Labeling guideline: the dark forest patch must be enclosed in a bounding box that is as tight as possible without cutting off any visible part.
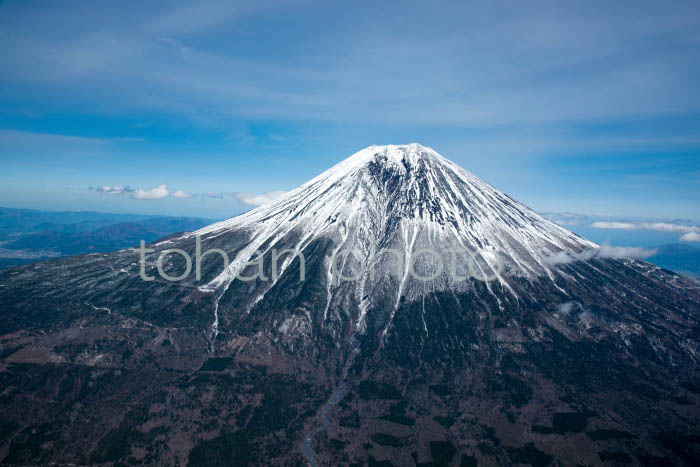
[358,380,402,400]
[506,443,553,467]
[587,428,635,441]
[198,357,233,372]
[532,410,595,434]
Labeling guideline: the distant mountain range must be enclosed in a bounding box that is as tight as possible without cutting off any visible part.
[0,207,217,268]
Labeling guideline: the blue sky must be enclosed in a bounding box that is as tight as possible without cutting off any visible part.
[1,0,699,235]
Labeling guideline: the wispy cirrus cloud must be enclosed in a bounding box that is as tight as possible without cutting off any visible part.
[3,1,700,128]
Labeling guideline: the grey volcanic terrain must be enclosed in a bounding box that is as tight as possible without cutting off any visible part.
[0,144,699,466]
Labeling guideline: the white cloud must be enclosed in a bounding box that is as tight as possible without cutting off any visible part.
[597,244,658,259]
[591,221,699,233]
[92,185,135,195]
[555,219,581,226]
[544,249,596,265]
[680,232,700,242]
[235,190,288,206]
[198,190,287,205]
[560,212,588,220]
[92,184,197,200]
[592,220,700,242]
[204,192,226,199]
[171,189,193,198]
[640,222,699,233]
[545,244,657,265]
[591,221,638,230]
[541,212,589,226]
[556,302,575,314]
[132,184,170,200]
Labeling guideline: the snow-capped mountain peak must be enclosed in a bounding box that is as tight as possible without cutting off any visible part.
[188,144,595,328]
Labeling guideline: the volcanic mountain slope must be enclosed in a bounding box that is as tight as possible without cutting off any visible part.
[0,143,699,466]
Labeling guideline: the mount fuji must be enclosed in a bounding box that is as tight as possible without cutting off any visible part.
[0,144,698,466]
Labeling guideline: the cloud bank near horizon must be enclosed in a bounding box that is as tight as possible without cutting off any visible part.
[591,220,700,243]
[91,185,286,207]
[91,184,191,201]
[545,244,658,265]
